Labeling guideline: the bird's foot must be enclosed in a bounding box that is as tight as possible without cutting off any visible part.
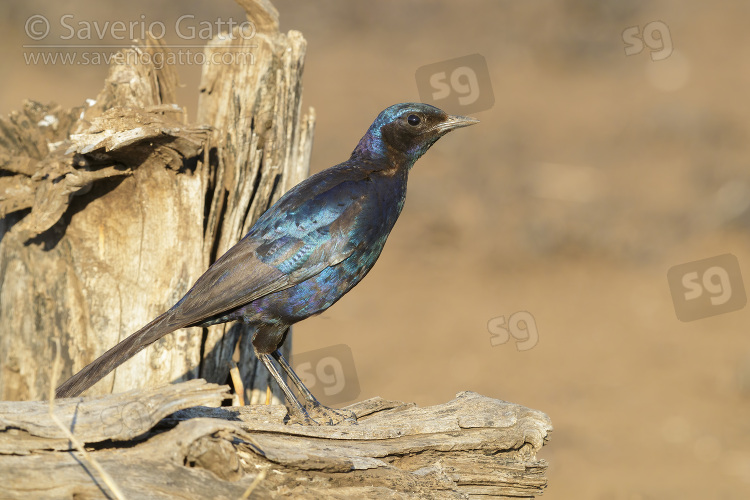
[285,409,319,426]
[304,401,358,426]
[284,402,357,426]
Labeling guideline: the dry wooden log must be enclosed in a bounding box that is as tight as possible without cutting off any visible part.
[0,380,552,499]
[0,0,313,403]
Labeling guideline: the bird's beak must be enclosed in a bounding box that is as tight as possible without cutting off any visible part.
[433,114,480,135]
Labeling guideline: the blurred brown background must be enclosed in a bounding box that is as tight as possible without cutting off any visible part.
[3,0,750,498]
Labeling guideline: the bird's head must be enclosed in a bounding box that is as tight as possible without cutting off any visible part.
[353,103,478,169]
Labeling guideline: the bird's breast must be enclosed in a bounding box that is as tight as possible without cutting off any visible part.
[243,173,408,324]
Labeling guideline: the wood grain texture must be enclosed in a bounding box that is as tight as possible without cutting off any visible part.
[0,380,552,499]
[0,0,313,402]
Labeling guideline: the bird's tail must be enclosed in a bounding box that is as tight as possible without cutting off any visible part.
[54,311,181,398]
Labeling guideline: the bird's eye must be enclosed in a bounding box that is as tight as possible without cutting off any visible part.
[407,114,421,126]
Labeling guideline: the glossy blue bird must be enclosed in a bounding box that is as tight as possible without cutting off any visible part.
[55,103,478,424]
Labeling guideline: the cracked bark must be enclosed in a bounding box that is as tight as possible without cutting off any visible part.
[0,380,552,499]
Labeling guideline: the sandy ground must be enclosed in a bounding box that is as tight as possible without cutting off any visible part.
[3,1,750,498]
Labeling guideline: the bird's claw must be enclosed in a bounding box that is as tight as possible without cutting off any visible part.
[286,402,357,426]
[305,403,357,426]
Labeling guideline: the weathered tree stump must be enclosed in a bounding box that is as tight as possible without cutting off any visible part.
[0,380,552,498]
[0,0,312,404]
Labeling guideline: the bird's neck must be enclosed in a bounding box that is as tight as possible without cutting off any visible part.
[352,133,417,172]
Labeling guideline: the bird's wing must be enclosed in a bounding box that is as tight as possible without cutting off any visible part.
[165,172,367,329]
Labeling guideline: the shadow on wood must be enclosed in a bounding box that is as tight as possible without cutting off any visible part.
[0,380,552,499]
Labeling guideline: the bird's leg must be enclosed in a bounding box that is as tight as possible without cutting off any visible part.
[256,351,316,425]
[272,349,357,425]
